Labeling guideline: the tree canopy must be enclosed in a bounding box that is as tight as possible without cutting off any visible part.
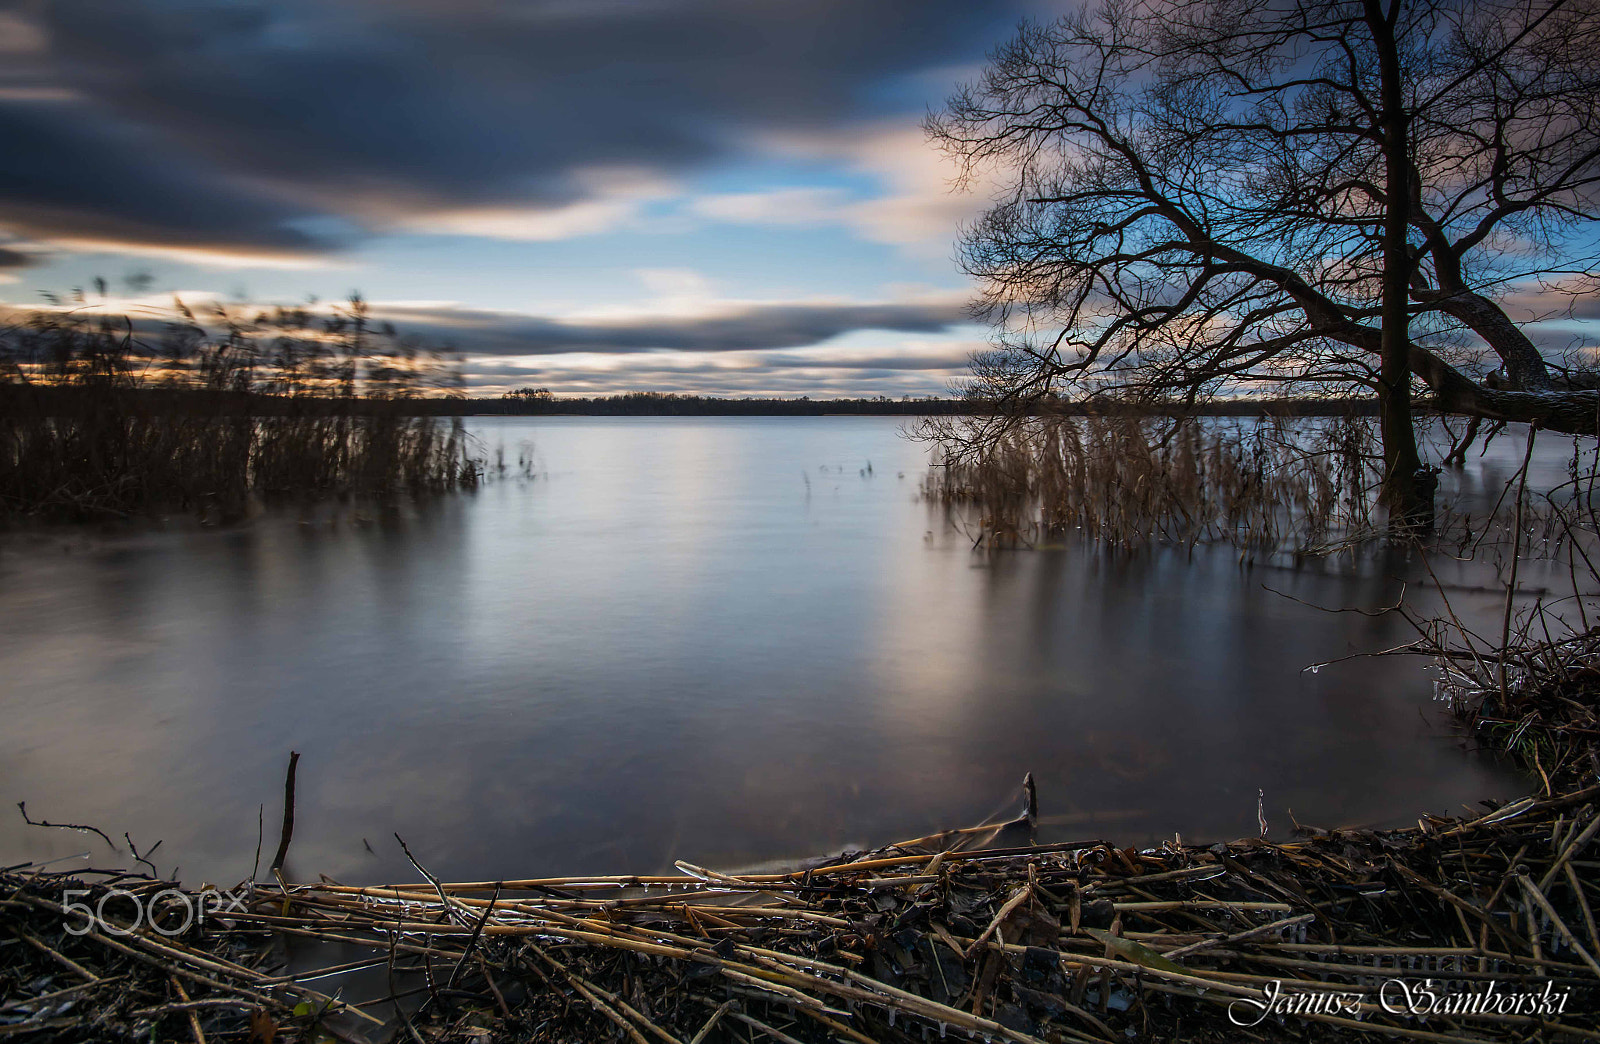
[931,0,1600,439]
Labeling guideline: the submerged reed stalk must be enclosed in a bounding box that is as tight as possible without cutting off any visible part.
[921,413,1380,551]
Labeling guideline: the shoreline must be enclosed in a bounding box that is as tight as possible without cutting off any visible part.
[5,732,1596,1042]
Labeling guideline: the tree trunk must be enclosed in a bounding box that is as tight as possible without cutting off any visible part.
[1369,0,1427,527]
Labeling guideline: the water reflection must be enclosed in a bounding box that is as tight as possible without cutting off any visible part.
[0,416,1552,885]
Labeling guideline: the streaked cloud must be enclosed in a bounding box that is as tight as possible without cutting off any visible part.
[689,188,854,227]
[1498,278,1600,323]
[0,1,1018,257]
[461,341,976,398]
[395,169,678,242]
[370,295,974,356]
[0,101,345,260]
[686,125,1002,258]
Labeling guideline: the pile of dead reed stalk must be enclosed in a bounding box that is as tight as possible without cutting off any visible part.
[0,297,480,523]
[5,761,1599,1043]
[1433,598,1600,794]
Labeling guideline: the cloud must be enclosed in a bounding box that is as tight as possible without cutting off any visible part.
[371,295,974,356]
[836,126,997,255]
[395,169,678,241]
[0,0,1022,253]
[467,342,973,380]
[460,348,968,398]
[0,100,344,259]
[1497,278,1600,323]
[759,343,975,370]
[449,317,979,397]
[689,187,854,226]
[0,291,976,354]
[686,125,1003,258]
[398,201,638,242]
[0,245,33,269]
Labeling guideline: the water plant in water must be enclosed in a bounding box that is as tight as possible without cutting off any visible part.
[920,412,1384,552]
[0,295,481,523]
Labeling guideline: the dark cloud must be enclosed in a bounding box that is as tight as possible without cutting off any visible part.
[0,295,973,360]
[377,298,972,354]
[0,246,33,269]
[0,0,1019,251]
[0,101,341,255]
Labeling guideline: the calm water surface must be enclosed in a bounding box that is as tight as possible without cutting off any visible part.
[0,416,1559,884]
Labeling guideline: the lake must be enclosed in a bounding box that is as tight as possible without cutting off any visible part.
[0,415,1560,885]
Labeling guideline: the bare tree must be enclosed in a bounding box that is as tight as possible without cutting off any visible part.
[929,0,1600,519]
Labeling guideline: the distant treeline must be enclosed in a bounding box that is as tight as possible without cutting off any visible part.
[455,391,968,416]
[3,382,1386,420]
[437,389,1383,417]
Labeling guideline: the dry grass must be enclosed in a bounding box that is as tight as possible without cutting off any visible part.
[0,297,481,523]
[6,770,1598,1043]
[920,413,1379,552]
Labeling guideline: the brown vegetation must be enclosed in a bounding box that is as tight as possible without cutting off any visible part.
[0,297,480,522]
[4,757,1598,1042]
[921,413,1381,551]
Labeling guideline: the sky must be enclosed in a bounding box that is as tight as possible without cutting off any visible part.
[0,0,1075,397]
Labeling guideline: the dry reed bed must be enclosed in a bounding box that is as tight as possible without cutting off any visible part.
[921,414,1379,551]
[5,763,1599,1043]
[0,300,480,523]
[1432,619,1600,799]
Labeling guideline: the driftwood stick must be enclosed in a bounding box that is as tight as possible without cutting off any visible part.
[1565,860,1600,953]
[1539,810,1600,891]
[15,802,115,850]
[7,924,100,982]
[394,833,474,928]
[964,883,1033,959]
[1162,912,1316,960]
[445,886,498,990]
[269,751,299,874]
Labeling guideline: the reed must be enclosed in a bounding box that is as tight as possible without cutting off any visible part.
[7,769,1597,1042]
[921,412,1380,551]
[0,296,480,523]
